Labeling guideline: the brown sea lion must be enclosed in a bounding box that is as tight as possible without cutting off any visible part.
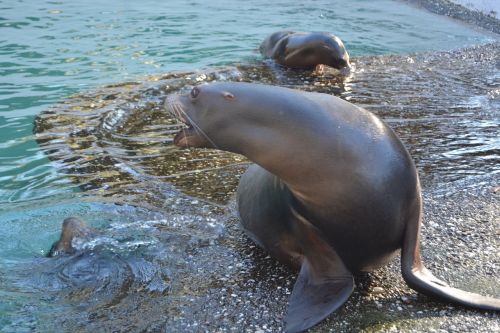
[48,217,96,257]
[260,31,350,72]
[165,82,500,332]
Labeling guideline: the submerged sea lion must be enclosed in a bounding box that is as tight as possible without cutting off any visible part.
[165,82,500,332]
[48,217,96,257]
[260,31,351,72]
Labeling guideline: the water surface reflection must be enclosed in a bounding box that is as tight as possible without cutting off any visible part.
[34,43,500,204]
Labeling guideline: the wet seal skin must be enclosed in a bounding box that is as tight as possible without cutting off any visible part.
[165,82,500,332]
[48,217,96,257]
[260,31,351,73]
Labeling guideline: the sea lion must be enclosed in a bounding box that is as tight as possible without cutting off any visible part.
[48,217,96,257]
[165,82,500,332]
[260,31,351,72]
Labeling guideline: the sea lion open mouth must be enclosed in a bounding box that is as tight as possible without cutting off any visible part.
[165,94,196,147]
[173,126,196,147]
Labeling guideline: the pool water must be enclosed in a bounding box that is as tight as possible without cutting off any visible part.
[0,0,498,331]
[1,1,496,199]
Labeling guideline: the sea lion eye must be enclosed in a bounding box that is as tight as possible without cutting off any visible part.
[190,87,200,99]
[223,92,234,100]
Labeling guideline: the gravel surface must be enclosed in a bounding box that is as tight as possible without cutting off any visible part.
[405,0,500,33]
[450,0,500,18]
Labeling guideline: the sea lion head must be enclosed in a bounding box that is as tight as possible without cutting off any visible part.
[164,82,309,154]
[165,83,237,149]
[48,217,95,257]
[283,33,351,71]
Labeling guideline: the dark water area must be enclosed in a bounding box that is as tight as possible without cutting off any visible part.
[20,43,500,332]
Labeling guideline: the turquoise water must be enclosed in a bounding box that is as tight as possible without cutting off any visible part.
[0,0,495,203]
[0,0,497,330]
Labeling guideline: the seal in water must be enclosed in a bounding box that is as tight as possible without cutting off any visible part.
[48,217,96,257]
[165,82,500,332]
[260,31,350,72]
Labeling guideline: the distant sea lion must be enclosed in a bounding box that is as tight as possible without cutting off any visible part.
[165,82,500,333]
[48,217,96,257]
[260,31,351,72]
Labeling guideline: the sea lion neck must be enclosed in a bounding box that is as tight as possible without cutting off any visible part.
[230,109,347,205]
[219,90,361,205]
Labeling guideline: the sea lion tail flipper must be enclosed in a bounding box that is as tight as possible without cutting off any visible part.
[401,197,500,310]
[403,264,500,310]
[285,258,354,333]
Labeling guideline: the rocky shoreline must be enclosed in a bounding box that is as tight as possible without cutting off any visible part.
[405,0,500,33]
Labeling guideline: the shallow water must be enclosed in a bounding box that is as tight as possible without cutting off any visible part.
[33,44,500,204]
[0,0,499,331]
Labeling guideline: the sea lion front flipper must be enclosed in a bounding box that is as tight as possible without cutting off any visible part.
[285,209,354,333]
[285,257,354,333]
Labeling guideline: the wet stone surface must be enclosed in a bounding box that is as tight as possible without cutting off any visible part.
[13,181,499,332]
[27,43,500,332]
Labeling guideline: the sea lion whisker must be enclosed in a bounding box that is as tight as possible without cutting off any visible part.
[180,127,191,148]
[171,103,185,123]
[166,96,184,122]
[167,99,220,149]
[173,107,193,148]
[181,110,220,150]
[169,99,183,121]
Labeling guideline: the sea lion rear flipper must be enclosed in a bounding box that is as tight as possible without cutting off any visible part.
[403,264,500,310]
[401,196,500,310]
[285,258,354,333]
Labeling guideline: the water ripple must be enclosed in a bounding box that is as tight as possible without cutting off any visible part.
[31,43,500,205]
